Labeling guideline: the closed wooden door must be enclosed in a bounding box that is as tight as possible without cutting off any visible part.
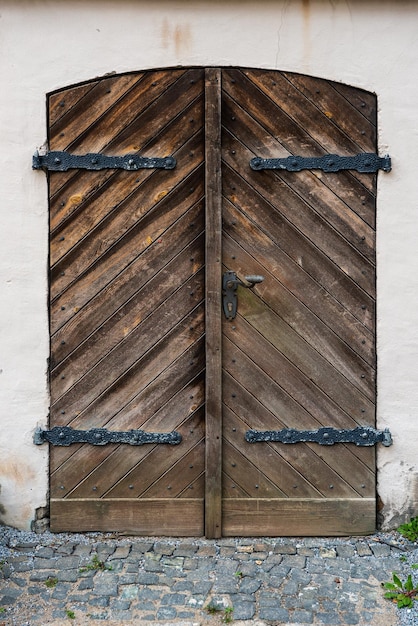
[47,68,377,537]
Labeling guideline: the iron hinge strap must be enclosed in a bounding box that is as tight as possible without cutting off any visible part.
[34,426,182,446]
[32,151,176,172]
[250,153,391,173]
[245,426,393,447]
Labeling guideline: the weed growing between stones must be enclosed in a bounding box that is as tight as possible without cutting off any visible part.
[45,577,58,588]
[382,569,418,608]
[205,602,234,623]
[398,517,418,542]
[65,609,75,619]
[79,554,112,573]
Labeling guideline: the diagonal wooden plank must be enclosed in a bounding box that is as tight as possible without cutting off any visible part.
[222,162,375,331]
[223,406,323,498]
[50,92,204,237]
[222,226,375,379]
[223,371,374,497]
[51,182,203,333]
[282,72,376,152]
[50,126,204,279]
[223,207,375,400]
[51,189,204,366]
[223,342,375,487]
[56,376,205,499]
[222,439,287,498]
[51,269,204,410]
[50,336,205,474]
[50,73,146,151]
[103,408,205,498]
[51,235,205,398]
[222,128,375,300]
[235,68,375,194]
[49,81,99,127]
[141,440,205,498]
[221,90,376,251]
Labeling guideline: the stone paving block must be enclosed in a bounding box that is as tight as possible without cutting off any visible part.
[174,545,198,557]
[341,613,360,624]
[239,577,261,593]
[336,545,356,558]
[319,547,337,558]
[29,569,56,581]
[172,580,194,592]
[51,583,71,599]
[315,612,340,624]
[282,555,307,568]
[355,542,373,556]
[259,606,289,621]
[197,546,217,557]
[161,555,184,568]
[90,596,110,607]
[161,591,187,606]
[137,571,160,584]
[55,543,75,555]
[232,600,256,619]
[108,545,132,560]
[273,543,297,554]
[157,606,177,619]
[73,544,93,557]
[35,547,55,558]
[57,568,79,582]
[33,557,56,569]
[290,609,314,623]
[154,542,175,556]
[119,584,139,600]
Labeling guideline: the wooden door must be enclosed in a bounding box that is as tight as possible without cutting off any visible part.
[48,69,206,534]
[220,69,376,536]
[47,68,377,536]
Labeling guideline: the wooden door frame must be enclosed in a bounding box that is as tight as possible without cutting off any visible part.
[204,68,223,539]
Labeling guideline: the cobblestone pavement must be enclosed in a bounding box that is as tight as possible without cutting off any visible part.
[0,526,417,625]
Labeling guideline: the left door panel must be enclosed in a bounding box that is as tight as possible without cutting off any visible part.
[48,69,206,534]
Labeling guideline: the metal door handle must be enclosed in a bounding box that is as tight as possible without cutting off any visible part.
[222,271,264,320]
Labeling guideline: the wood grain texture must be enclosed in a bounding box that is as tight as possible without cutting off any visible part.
[220,68,376,536]
[204,68,223,538]
[222,499,376,537]
[49,69,206,534]
[48,67,377,536]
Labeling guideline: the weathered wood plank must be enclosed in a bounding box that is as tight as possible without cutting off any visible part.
[50,336,205,474]
[49,81,99,127]
[51,234,205,397]
[282,72,376,152]
[237,68,375,194]
[52,381,205,498]
[223,336,375,476]
[222,128,375,300]
[223,371,374,497]
[223,407,323,498]
[222,202,375,368]
[222,439,287,498]
[222,498,376,536]
[51,182,204,344]
[205,68,223,539]
[50,129,204,290]
[104,407,205,498]
[50,499,204,535]
[222,90,376,253]
[222,155,375,328]
[143,440,205,498]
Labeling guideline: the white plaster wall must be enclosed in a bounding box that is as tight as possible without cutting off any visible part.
[0,0,417,530]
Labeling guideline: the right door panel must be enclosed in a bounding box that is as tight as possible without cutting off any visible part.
[220,68,376,536]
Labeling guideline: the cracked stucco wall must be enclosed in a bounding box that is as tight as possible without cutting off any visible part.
[0,0,417,530]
